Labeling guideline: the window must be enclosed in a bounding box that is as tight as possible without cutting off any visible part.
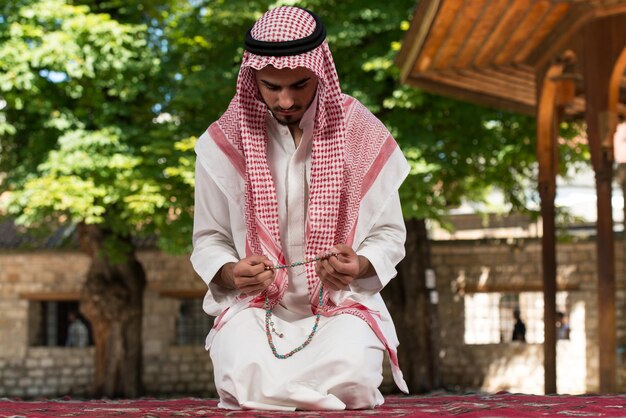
[29,301,93,347]
[464,291,569,344]
[175,298,213,345]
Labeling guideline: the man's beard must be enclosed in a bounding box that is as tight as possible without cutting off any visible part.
[274,114,301,126]
[271,106,302,126]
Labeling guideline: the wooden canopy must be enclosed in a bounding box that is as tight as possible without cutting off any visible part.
[397,0,626,118]
[397,0,626,394]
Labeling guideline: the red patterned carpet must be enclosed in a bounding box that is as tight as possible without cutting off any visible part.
[3,393,626,417]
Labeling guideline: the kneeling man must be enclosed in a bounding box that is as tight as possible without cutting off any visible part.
[191,6,410,410]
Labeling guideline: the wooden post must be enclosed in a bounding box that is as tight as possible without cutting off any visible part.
[536,63,563,394]
[577,15,626,393]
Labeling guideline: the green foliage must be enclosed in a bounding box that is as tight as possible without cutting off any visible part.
[0,0,192,253]
[159,0,586,225]
[299,0,587,221]
[0,0,589,256]
[160,0,274,137]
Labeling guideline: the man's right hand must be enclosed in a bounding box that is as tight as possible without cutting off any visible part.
[215,255,275,296]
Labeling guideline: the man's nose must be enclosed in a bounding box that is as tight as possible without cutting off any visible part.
[277,90,294,109]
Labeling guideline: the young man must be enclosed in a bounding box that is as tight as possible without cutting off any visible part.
[191,6,409,410]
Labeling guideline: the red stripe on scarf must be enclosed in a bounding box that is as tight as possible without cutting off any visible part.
[361,135,398,198]
[208,124,246,178]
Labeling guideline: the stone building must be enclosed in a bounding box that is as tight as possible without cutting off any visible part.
[0,219,624,397]
[0,221,212,398]
[431,237,614,394]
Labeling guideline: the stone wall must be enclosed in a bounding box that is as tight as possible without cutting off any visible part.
[0,252,88,359]
[0,249,213,398]
[0,348,94,398]
[430,237,625,394]
[143,346,214,396]
[0,237,624,397]
[142,288,215,396]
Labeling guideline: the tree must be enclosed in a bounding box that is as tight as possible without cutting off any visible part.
[301,0,587,392]
[0,0,191,397]
[1,0,588,396]
[158,0,587,392]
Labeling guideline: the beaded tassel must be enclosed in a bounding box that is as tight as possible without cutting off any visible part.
[265,286,324,359]
[264,252,336,359]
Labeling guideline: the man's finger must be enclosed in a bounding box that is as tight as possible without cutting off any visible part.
[235,261,267,277]
[321,259,352,284]
[321,276,342,291]
[241,276,275,296]
[315,261,324,278]
[237,269,273,286]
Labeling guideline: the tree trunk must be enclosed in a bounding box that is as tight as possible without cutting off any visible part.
[76,223,146,398]
[382,218,440,393]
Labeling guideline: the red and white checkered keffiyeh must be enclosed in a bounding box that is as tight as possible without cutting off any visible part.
[214,6,346,308]
[207,6,407,392]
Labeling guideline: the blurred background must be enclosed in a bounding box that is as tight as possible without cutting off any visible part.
[1,0,624,400]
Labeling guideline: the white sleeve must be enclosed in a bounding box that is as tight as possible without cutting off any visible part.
[190,158,240,313]
[352,190,406,295]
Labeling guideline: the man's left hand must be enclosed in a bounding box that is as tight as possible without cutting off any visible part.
[314,243,371,291]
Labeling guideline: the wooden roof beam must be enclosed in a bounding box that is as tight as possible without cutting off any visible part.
[412,0,459,73]
[478,68,535,89]
[525,2,595,68]
[512,2,571,64]
[404,74,535,114]
[452,0,509,68]
[431,0,488,70]
[494,1,553,65]
[435,68,536,101]
[474,0,531,67]
[396,0,441,82]
[592,2,626,19]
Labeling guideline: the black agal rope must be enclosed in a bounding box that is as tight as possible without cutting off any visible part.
[244,9,326,57]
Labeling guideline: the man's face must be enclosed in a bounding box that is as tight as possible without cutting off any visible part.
[254,66,319,127]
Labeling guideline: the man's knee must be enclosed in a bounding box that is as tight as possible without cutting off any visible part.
[330,380,382,409]
[325,345,384,408]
